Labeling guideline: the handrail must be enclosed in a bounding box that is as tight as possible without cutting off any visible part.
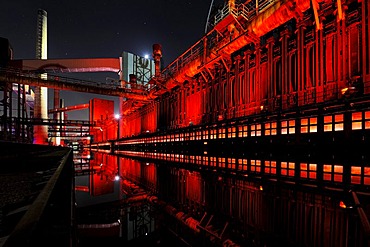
[162,0,277,84]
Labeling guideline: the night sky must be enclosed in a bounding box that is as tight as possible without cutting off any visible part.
[1,0,224,120]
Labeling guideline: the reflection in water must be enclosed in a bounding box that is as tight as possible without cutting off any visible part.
[74,151,369,247]
[75,152,158,246]
[75,152,122,208]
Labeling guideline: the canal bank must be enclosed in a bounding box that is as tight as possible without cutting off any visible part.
[0,141,75,247]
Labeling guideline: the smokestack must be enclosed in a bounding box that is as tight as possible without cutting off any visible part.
[152,44,162,77]
[33,9,49,145]
[53,89,60,146]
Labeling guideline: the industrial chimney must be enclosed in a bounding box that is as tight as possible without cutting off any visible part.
[33,9,49,145]
[152,44,162,78]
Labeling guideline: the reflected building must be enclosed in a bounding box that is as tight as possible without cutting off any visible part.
[75,149,369,246]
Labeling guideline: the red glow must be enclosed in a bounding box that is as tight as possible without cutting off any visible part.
[75,185,89,192]
[90,153,117,196]
[89,98,116,142]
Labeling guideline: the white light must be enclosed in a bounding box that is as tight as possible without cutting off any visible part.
[114,175,120,181]
[144,54,149,59]
[114,114,120,119]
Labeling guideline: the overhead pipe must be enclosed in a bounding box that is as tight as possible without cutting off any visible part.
[48,103,89,114]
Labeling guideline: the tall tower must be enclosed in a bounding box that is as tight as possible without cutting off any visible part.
[33,9,48,144]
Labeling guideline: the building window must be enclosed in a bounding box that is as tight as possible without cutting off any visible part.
[250,159,261,173]
[227,126,236,138]
[334,114,344,131]
[251,124,262,136]
[210,157,217,167]
[210,129,216,139]
[265,122,277,136]
[281,120,295,134]
[351,166,362,184]
[365,167,370,185]
[352,112,362,130]
[365,111,370,129]
[323,164,343,182]
[218,157,226,168]
[301,117,317,133]
[300,163,317,179]
[218,128,226,139]
[264,160,277,174]
[190,132,196,141]
[281,161,295,177]
[202,130,209,140]
[228,158,236,169]
[238,159,248,171]
[202,156,208,166]
[238,125,248,137]
[324,114,344,132]
[351,166,370,185]
[196,131,202,140]
[196,156,202,165]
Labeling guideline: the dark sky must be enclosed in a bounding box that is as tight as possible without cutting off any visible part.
[1,0,222,119]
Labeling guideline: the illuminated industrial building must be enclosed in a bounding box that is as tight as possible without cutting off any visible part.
[0,0,370,246]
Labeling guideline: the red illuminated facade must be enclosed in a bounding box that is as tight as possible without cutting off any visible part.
[89,98,117,142]
[119,0,369,136]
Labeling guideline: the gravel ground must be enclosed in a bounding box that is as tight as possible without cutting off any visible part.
[0,172,45,208]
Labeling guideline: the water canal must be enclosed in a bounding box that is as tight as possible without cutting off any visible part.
[74,148,370,247]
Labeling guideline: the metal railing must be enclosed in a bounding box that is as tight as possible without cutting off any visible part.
[162,0,277,83]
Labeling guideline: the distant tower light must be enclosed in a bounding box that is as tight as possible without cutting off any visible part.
[339,201,347,208]
[144,54,149,59]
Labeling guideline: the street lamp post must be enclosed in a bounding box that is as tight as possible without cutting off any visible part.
[114,114,120,139]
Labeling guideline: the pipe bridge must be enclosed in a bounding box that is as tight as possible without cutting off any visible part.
[0,68,155,101]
